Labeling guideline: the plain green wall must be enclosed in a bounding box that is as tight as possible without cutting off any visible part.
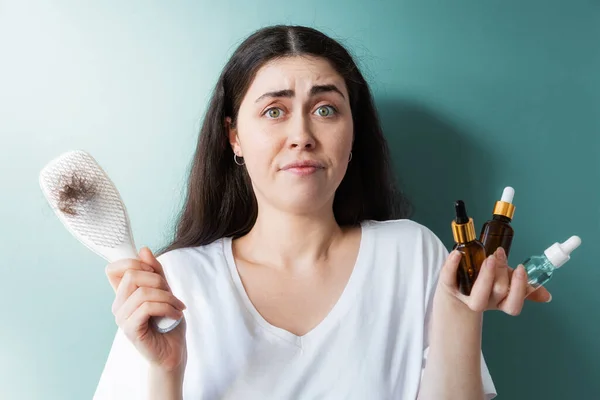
[1,1,598,399]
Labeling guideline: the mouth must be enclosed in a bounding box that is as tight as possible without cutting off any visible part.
[280,160,325,175]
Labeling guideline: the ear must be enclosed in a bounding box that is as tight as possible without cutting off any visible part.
[226,117,242,156]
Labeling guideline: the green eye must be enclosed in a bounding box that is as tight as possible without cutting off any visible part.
[316,105,336,117]
[266,108,282,118]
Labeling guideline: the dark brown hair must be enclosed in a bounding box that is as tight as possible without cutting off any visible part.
[160,25,410,254]
[57,172,97,216]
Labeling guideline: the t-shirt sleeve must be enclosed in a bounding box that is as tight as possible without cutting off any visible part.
[420,228,497,400]
[93,327,151,400]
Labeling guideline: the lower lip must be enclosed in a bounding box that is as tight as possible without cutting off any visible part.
[284,166,321,176]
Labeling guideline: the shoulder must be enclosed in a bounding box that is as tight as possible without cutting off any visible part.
[363,218,448,254]
[154,238,231,294]
[363,218,432,234]
[157,238,226,271]
[363,219,450,285]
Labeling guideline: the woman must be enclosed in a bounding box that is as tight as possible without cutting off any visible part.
[94,25,551,399]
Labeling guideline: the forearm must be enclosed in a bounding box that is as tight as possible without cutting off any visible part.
[148,364,185,400]
[417,294,485,400]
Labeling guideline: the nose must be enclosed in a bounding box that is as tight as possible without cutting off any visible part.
[288,114,316,150]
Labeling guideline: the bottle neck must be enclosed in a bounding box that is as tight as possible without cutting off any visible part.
[493,214,512,223]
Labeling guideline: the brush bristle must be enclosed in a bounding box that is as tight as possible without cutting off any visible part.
[39,151,129,248]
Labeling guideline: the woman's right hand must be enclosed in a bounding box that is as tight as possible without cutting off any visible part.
[105,247,187,372]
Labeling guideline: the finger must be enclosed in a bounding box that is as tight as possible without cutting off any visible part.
[526,286,552,303]
[467,255,496,312]
[139,247,167,279]
[440,250,462,289]
[123,302,184,339]
[105,258,154,292]
[112,269,171,314]
[115,287,186,325]
[498,264,528,315]
[505,263,552,303]
[491,248,510,303]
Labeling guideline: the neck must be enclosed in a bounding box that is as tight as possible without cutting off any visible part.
[236,205,344,270]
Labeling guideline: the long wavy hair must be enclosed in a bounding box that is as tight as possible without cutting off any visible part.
[159,25,410,255]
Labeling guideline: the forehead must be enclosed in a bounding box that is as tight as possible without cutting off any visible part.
[246,55,347,96]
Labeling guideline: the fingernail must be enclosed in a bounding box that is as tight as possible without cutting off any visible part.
[451,250,461,260]
[495,247,507,262]
[487,255,496,268]
[546,293,552,303]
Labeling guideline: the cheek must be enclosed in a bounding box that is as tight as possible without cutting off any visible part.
[326,123,353,158]
[239,133,281,181]
[237,115,276,156]
[243,131,280,160]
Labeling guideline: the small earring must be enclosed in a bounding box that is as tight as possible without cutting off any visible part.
[348,152,353,162]
[234,153,245,166]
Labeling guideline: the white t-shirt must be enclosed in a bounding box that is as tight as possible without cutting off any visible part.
[93,219,497,399]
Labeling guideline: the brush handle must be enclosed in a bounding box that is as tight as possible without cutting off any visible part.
[153,315,183,333]
[106,243,183,334]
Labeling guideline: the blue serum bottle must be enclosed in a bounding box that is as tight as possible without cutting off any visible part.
[522,236,582,290]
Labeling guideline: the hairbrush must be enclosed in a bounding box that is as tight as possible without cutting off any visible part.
[38,150,181,333]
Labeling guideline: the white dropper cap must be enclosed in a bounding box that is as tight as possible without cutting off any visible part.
[500,186,515,203]
[543,235,582,268]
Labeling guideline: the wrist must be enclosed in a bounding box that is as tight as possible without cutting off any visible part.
[149,362,186,379]
[420,287,485,399]
[148,360,186,400]
[150,344,188,374]
[432,288,483,338]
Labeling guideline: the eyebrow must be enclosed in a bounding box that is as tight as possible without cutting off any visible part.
[255,84,345,103]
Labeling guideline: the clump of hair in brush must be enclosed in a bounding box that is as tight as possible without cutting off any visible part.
[57,172,98,216]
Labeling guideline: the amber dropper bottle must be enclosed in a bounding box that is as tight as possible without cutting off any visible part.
[452,200,487,295]
[480,186,516,258]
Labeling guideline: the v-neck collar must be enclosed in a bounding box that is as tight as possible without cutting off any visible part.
[222,221,373,349]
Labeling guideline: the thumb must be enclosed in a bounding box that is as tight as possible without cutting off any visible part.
[138,246,166,278]
[440,250,462,289]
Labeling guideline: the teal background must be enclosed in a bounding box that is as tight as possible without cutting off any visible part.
[1,0,598,399]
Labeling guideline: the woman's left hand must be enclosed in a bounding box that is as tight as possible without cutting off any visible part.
[438,247,552,315]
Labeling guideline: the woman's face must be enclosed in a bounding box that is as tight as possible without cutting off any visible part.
[228,55,354,216]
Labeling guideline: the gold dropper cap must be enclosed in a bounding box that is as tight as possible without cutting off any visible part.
[452,200,476,244]
[493,201,515,219]
[492,186,516,219]
[452,217,476,243]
